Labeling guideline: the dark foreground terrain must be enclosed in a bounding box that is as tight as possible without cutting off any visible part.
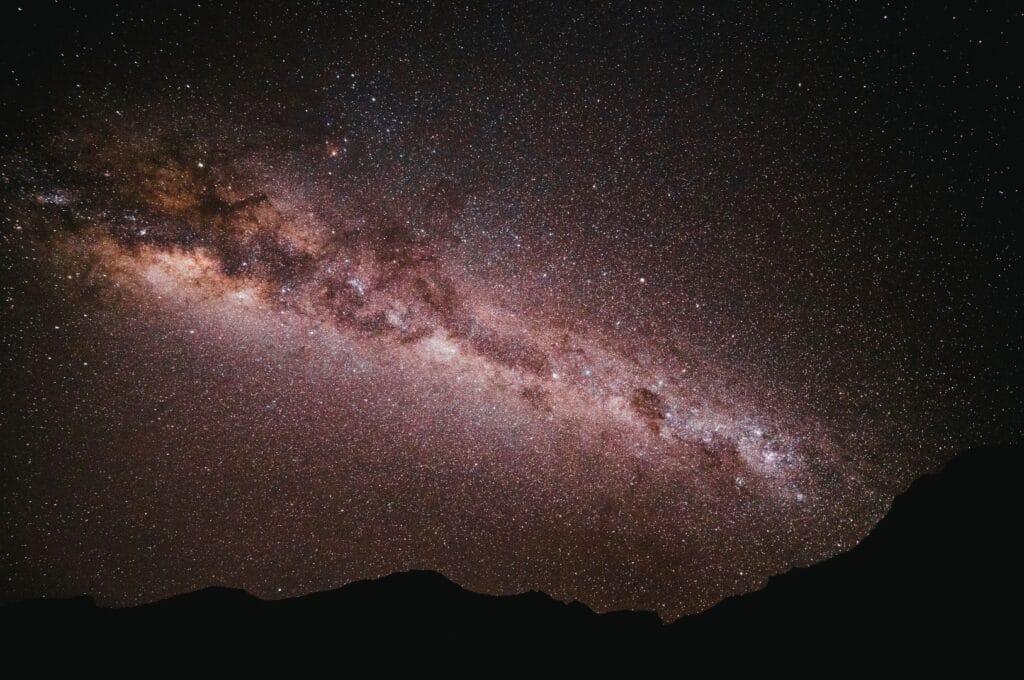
[1,444,1016,657]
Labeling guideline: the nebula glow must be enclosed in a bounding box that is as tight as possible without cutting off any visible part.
[1,2,1018,620]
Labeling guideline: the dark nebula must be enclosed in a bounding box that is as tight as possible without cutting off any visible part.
[1,1,1019,620]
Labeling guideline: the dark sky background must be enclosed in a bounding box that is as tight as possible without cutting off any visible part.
[0,1,1020,620]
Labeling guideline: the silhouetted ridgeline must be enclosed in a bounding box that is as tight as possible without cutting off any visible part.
[1,445,1016,652]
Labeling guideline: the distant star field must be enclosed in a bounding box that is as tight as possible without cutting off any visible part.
[1,2,1019,619]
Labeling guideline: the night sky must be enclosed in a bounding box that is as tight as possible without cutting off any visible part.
[1,1,1020,620]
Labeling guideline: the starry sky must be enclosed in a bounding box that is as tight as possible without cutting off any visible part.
[1,1,1020,620]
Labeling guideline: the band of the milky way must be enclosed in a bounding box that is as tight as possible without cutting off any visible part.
[0,1,1019,619]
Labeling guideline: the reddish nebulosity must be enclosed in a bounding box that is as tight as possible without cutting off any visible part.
[0,132,916,617]
[0,2,1017,621]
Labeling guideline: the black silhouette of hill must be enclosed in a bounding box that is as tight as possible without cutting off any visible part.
[1,445,1016,655]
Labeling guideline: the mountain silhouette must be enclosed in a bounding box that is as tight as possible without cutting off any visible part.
[1,445,1015,652]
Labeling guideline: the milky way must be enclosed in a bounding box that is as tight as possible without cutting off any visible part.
[1,2,1019,619]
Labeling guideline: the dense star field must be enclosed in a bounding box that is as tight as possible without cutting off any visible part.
[1,2,1020,619]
